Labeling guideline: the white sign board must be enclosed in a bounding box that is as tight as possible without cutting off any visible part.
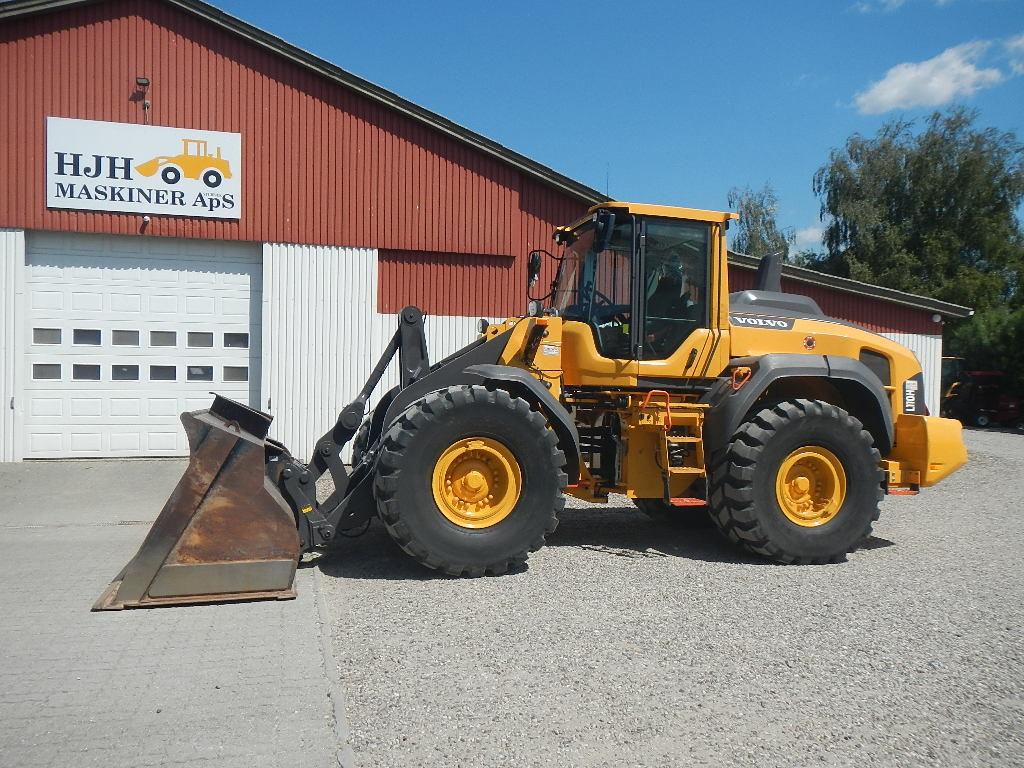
[46,117,242,219]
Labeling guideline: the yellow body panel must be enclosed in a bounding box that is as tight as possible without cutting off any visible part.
[886,414,968,487]
[729,319,921,417]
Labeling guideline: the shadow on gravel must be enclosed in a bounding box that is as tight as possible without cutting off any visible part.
[546,504,771,566]
[859,535,895,550]
[310,505,896,580]
[312,525,457,581]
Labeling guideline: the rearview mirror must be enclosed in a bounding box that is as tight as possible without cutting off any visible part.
[527,250,543,289]
[595,209,616,253]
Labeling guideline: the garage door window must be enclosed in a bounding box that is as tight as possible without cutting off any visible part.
[150,365,176,381]
[33,328,61,344]
[73,329,101,345]
[112,365,139,381]
[73,364,101,381]
[187,365,213,381]
[151,331,176,346]
[188,332,214,347]
[112,330,140,346]
[33,363,61,379]
[224,332,248,348]
[224,366,248,382]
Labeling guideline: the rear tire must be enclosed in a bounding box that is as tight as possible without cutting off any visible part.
[374,385,565,576]
[708,399,882,564]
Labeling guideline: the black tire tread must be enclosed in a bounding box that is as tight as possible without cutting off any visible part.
[707,398,883,564]
[374,385,565,576]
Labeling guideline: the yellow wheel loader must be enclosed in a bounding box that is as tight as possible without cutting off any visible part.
[134,139,233,188]
[94,202,968,610]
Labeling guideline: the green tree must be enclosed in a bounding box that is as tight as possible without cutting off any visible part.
[727,183,794,259]
[810,108,1024,390]
[810,108,1024,312]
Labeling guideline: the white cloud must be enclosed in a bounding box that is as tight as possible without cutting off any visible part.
[854,41,1003,114]
[794,226,824,252]
[1007,33,1024,75]
[854,0,951,11]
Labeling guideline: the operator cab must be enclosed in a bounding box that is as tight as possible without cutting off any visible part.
[548,203,736,361]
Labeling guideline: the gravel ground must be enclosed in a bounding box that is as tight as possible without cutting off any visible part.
[317,428,1024,768]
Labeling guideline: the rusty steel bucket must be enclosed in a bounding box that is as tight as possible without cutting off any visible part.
[93,397,300,610]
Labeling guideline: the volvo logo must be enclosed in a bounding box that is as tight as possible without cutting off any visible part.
[729,315,795,330]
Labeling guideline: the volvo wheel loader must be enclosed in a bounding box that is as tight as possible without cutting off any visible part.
[94,202,968,610]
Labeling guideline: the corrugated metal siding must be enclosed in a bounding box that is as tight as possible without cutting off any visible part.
[261,243,377,458]
[0,229,26,461]
[880,332,943,415]
[728,265,940,335]
[0,0,589,255]
[377,188,582,316]
[377,250,518,316]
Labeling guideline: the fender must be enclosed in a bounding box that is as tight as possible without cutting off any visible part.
[463,364,582,485]
[701,353,894,464]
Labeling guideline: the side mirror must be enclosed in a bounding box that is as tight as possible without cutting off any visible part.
[595,209,616,253]
[527,250,543,289]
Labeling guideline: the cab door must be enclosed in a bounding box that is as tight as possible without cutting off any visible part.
[635,217,729,381]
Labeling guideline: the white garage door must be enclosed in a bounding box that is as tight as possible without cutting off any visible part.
[23,232,262,458]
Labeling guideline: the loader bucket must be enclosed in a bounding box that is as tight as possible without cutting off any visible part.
[93,396,301,610]
[133,157,164,177]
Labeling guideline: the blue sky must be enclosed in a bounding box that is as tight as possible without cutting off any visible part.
[217,0,1024,253]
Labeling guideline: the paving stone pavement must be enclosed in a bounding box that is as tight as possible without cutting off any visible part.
[0,459,348,768]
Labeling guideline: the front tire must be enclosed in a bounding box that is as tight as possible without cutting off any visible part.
[202,169,223,188]
[708,399,882,564]
[160,165,181,184]
[374,385,565,576]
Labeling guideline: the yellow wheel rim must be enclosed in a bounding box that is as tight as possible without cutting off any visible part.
[775,445,847,527]
[432,436,522,529]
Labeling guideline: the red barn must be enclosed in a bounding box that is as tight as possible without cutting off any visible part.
[0,0,969,460]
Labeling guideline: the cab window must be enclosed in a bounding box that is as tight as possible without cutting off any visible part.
[642,220,710,359]
[554,218,636,359]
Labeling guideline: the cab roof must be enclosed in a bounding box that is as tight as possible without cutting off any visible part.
[591,201,739,224]
[557,201,738,237]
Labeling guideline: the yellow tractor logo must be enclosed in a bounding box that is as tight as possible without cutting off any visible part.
[135,138,233,188]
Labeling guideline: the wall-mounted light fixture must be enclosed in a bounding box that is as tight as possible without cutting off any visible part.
[135,76,152,123]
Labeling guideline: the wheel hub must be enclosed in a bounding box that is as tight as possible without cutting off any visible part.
[775,445,847,527]
[432,437,521,529]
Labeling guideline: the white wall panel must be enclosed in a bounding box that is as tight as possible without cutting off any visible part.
[880,331,943,414]
[0,230,26,461]
[262,243,378,460]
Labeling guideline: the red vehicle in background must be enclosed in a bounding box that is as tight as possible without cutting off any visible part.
[942,370,1022,429]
